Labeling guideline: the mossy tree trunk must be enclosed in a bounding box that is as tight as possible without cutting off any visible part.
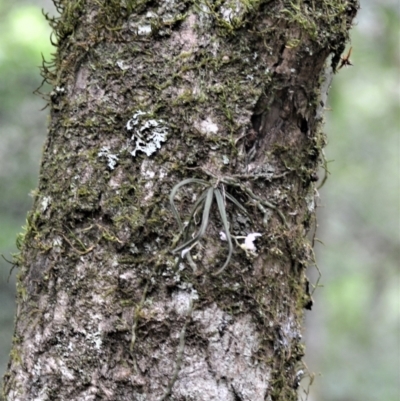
[3,1,357,400]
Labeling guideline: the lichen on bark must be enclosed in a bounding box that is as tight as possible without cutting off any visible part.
[3,1,358,400]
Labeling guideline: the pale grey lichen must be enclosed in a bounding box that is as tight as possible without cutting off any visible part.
[199,117,219,135]
[220,6,235,22]
[116,60,130,70]
[98,146,119,170]
[126,110,168,157]
[138,25,152,36]
[220,1,244,22]
[129,243,139,254]
[41,196,51,212]
[53,236,63,253]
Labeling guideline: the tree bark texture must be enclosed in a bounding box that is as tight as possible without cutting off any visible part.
[3,1,358,400]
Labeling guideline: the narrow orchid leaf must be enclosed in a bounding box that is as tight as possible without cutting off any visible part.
[172,187,214,254]
[183,190,208,234]
[213,188,233,276]
[225,192,250,216]
[169,178,209,231]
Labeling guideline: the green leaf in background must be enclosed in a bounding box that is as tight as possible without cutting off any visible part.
[304,2,399,401]
[0,4,55,395]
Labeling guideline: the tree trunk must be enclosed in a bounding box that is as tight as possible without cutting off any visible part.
[3,1,358,400]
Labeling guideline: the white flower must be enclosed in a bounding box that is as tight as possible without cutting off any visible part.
[219,231,227,241]
[242,232,262,252]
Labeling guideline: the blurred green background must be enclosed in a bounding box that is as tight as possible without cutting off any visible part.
[0,1,398,400]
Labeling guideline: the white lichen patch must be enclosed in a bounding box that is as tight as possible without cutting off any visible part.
[171,290,199,316]
[196,117,219,135]
[222,155,229,164]
[87,331,102,350]
[220,6,234,21]
[127,110,168,157]
[140,159,156,179]
[197,2,214,28]
[138,25,152,35]
[41,196,51,212]
[129,243,139,254]
[53,236,62,252]
[278,315,301,350]
[220,1,242,22]
[98,146,119,170]
[140,160,157,201]
[116,60,130,70]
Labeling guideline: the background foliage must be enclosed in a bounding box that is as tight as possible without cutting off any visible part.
[0,1,398,400]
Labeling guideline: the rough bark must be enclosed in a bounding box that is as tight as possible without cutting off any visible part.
[3,1,358,400]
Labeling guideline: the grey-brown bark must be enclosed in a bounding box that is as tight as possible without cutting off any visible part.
[3,1,358,400]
